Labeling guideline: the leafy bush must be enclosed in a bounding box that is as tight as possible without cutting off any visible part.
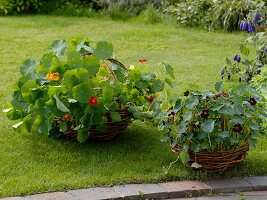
[164,0,213,27]
[52,2,97,17]
[0,0,43,15]
[0,0,100,15]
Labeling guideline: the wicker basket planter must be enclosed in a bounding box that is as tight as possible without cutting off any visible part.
[54,104,132,141]
[171,142,249,172]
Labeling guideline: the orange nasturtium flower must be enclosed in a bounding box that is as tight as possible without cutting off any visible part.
[88,96,98,106]
[46,72,59,81]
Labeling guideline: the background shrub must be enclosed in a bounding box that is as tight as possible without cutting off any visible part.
[165,0,265,31]
[210,0,262,32]
[164,0,213,27]
[137,4,162,24]
[0,0,100,15]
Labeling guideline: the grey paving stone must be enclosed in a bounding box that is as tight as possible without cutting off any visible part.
[25,192,76,200]
[203,178,253,193]
[159,181,211,198]
[68,187,123,200]
[165,198,197,200]
[244,196,267,200]
[196,193,240,200]
[243,191,267,196]
[1,197,26,200]
[243,176,267,191]
[243,191,267,200]
[113,184,168,200]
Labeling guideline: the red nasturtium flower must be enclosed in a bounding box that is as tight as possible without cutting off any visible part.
[62,113,71,121]
[147,96,154,102]
[88,96,98,106]
[139,59,147,64]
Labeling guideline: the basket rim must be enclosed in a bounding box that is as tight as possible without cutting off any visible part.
[170,140,249,154]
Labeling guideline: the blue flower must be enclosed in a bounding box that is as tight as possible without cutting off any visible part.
[220,67,225,76]
[258,65,262,68]
[233,54,238,61]
[263,47,267,54]
[255,13,260,22]
[240,20,247,31]
[256,70,261,74]
[239,77,242,82]
[237,56,241,63]
[251,24,256,33]
[246,78,250,84]
[247,21,252,33]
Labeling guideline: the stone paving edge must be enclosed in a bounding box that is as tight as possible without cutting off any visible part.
[1,176,266,200]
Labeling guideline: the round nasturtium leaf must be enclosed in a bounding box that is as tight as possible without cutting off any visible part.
[94,41,113,60]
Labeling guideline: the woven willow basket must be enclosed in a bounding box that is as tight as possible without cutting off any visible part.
[54,53,132,141]
[54,105,132,141]
[171,143,249,172]
[170,92,249,172]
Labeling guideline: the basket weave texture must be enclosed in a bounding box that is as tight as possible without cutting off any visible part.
[55,105,132,141]
[170,92,249,172]
[171,143,249,172]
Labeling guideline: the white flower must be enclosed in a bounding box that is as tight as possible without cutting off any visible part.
[129,65,135,70]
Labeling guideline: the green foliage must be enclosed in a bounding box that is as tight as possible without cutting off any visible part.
[164,0,213,27]
[165,0,265,31]
[210,0,262,32]
[221,31,266,83]
[160,82,266,166]
[0,0,99,15]
[138,4,162,24]
[5,36,173,143]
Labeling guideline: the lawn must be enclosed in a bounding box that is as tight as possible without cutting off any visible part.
[0,15,266,198]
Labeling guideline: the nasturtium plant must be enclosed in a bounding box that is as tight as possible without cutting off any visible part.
[4,37,174,143]
[159,81,266,167]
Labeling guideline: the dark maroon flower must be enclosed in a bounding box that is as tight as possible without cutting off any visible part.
[232,124,243,133]
[201,109,210,118]
[227,73,231,80]
[162,120,166,125]
[249,98,257,105]
[239,77,242,82]
[147,96,154,102]
[168,106,173,111]
[184,91,189,96]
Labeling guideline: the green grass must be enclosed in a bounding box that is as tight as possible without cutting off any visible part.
[0,15,266,198]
